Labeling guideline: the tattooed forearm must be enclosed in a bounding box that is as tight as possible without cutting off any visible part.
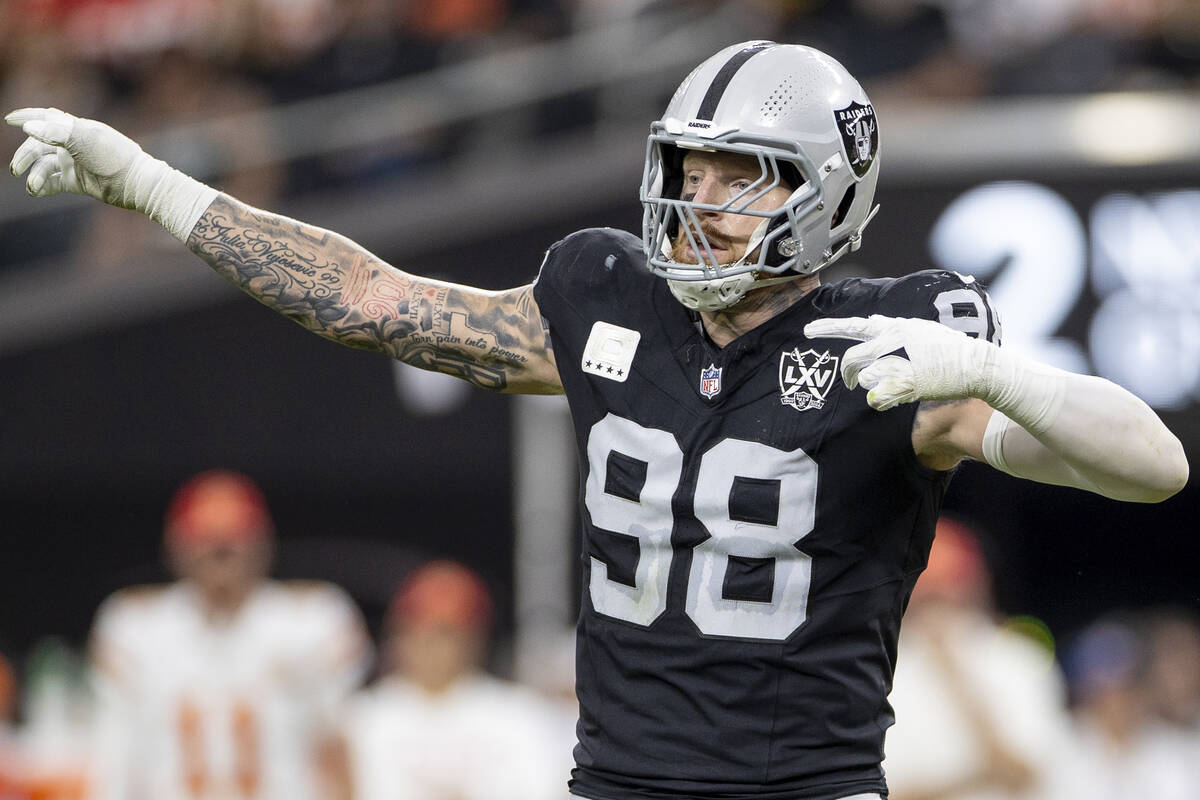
[186,195,561,393]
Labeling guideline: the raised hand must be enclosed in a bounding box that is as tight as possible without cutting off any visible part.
[7,107,218,242]
[804,314,993,410]
[7,107,146,206]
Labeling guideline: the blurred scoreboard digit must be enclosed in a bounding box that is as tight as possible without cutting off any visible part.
[870,175,1200,451]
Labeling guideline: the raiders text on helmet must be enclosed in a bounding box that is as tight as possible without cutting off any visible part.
[640,41,881,310]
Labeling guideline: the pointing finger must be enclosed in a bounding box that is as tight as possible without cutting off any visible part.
[805,316,882,342]
[5,108,47,127]
[11,108,75,147]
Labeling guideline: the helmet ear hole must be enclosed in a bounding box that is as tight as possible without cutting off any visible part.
[777,162,802,192]
[832,183,856,229]
[660,143,686,200]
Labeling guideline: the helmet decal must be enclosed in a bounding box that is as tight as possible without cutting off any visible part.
[835,101,878,179]
[696,41,774,121]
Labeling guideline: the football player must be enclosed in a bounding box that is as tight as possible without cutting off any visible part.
[882,517,1073,800]
[9,41,1187,800]
[88,470,370,800]
[333,560,563,800]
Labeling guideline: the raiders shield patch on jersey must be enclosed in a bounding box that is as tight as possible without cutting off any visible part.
[835,101,878,179]
[582,321,640,382]
[779,348,839,411]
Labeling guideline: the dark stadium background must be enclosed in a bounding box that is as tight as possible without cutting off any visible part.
[1,165,1196,665]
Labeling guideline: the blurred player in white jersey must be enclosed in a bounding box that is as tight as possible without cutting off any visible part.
[87,469,371,800]
[334,560,562,800]
[883,518,1072,800]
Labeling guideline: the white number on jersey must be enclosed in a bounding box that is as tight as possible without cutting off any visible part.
[585,413,817,642]
[933,277,1000,342]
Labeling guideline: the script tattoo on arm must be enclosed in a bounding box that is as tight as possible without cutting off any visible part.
[186,195,561,394]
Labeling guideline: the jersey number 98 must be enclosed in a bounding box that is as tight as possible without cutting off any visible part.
[585,413,816,642]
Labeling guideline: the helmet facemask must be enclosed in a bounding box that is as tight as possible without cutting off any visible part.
[638,41,882,312]
[641,132,824,287]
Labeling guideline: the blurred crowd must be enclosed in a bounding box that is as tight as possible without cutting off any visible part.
[2,0,1196,112]
[1,471,1198,800]
[2,0,1199,272]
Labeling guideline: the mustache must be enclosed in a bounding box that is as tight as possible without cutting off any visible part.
[675,224,732,250]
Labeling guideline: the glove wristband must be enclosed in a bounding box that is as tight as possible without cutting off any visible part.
[122,153,219,243]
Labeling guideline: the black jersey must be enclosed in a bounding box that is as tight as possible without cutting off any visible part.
[532,228,1000,800]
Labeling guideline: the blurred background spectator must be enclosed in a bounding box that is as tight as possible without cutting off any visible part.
[87,469,371,800]
[883,517,1073,800]
[1142,608,1200,746]
[333,559,563,800]
[1051,612,1200,799]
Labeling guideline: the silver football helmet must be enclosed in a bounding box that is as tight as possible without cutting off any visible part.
[640,41,881,311]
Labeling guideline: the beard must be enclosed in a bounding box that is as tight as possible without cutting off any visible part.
[669,225,744,265]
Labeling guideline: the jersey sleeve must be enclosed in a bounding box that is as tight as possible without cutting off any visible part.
[532,227,643,326]
[876,269,1002,345]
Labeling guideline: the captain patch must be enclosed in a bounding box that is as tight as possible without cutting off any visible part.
[582,321,640,382]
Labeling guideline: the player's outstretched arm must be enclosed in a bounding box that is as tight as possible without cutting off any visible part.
[187,195,560,394]
[7,107,561,395]
[806,315,1189,503]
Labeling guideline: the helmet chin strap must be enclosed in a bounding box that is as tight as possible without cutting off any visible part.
[663,218,804,312]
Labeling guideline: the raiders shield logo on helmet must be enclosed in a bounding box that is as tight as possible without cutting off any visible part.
[779,348,840,412]
[834,101,878,179]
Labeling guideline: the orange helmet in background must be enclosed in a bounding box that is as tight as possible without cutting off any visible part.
[389,560,494,633]
[164,469,275,549]
[913,516,992,609]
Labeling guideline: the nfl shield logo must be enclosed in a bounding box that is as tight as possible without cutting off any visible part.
[700,364,723,399]
[779,348,839,411]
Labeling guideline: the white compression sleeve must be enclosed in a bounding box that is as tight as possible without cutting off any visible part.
[978,361,1187,502]
[980,410,1012,474]
[982,410,1103,495]
[121,154,219,242]
[970,342,1067,437]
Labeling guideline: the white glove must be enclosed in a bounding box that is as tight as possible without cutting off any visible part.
[805,314,1064,436]
[7,107,217,241]
[806,315,1188,502]
[804,314,1002,410]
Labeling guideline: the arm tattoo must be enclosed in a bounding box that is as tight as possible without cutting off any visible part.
[186,196,559,392]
